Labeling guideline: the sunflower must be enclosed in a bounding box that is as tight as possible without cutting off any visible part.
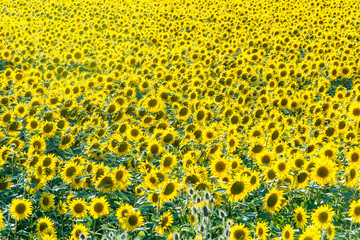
[59,134,75,150]
[0,177,12,192]
[0,210,4,231]
[62,163,81,184]
[156,211,174,235]
[256,151,274,166]
[230,223,251,240]
[160,153,178,172]
[96,174,115,193]
[36,216,54,235]
[294,206,308,228]
[274,159,290,179]
[10,198,33,220]
[298,226,321,240]
[120,209,144,231]
[127,125,143,141]
[112,166,131,189]
[29,135,46,153]
[344,164,360,188]
[348,103,360,120]
[349,199,360,223]
[295,171,310,189]
[346,147,360,165]
[203,127,217,143]
[116,203,134,222]
[15,103,28,117]
[88,197,110,219]
[226,175,250,202]
[282,224,294,240]
[58,200,68,215]
[115,141,131,156]
[311,158,337,185]
[311,205,334,229]
[160,180,180,203]
[210,157,229,178]
[326,224,336,240]
[147,140,163,156]
[70,223,88,240]
[69,198,88,219]
[41,121,57,139]
[40,192,55,211]
[255,221,268,240]
[148,192,162,206]
[263,189,284,214]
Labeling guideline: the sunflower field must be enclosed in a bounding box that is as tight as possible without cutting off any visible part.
[1,0,360,239]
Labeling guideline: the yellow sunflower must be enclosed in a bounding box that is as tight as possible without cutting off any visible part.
[282,224,294,240]
[349,199,360,223]
[293,206,308,228]
[256,221,268,240]
[230,223,251,240]
[36,216,54,235]
[40,192,55,211]
[89,197,110,219]
[120,209,144,231]
[311,205,335,229]
[10,198,33,220]
[226,175,250,202]
[69,199,88,219]
[263,189,284,214]
[70,223,88,240]
[310,158,337,185]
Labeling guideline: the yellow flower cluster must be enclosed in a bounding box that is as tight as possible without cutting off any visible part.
[0,0,360,239]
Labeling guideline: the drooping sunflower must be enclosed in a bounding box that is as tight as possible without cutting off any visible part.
[311,205,335,229]
[349,199,360,223]
[59,134,75,150]
[89,197,110,219]
[294,206,308,228]
[96,174,115,193]
[226,175,250,202]
[69,198,88,219]
[263,188,284,214]
[255,221,268,240]
[230,223,251,240]
[10,198,33,220]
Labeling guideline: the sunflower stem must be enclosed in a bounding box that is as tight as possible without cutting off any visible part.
[93,218,97,235]
[349,220,352,240]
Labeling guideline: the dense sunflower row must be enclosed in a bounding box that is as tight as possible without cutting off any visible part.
[1,0,360,239]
